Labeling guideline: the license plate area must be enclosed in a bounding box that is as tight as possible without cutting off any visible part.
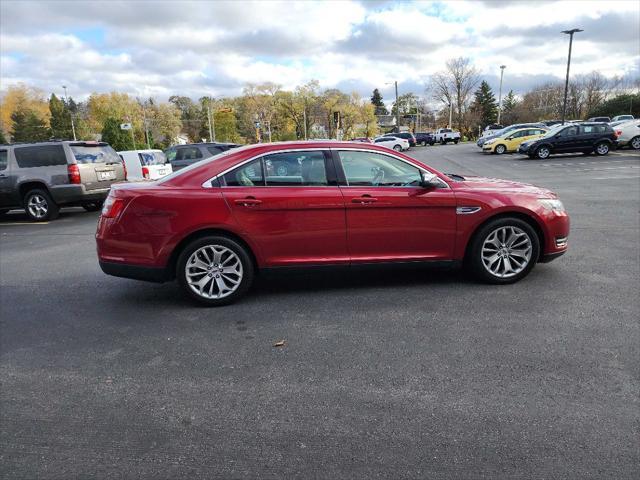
[97,170,116,181]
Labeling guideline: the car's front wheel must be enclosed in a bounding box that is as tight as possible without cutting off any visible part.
[535,146,551,159]
[468,217,540,284]
[421,141,427,146]
[495,144,506,154]
[595,142,610,156]
[393,145,402,151]
[24,189,59,222]
[177,236,254,306]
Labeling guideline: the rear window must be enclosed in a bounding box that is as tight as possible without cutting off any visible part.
[138,151,167,166]
[0,150,7,171]
[14,145,67,168]
[71,145,121,164]
[441,129,452,133]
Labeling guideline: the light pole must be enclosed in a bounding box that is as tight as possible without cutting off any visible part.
[62,85,77,141]
[497,65,506,125]
[386,81,400,132]
[206,97,215,142]
[561,28,583,125]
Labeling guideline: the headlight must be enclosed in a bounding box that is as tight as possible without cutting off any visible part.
[484,139,495,145]
[538,199,565,213]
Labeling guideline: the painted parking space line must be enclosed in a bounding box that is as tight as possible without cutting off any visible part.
[0,222,50,226]
[591,174,640,180]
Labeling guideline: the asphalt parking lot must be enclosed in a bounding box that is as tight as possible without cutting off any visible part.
[1,143,638,479]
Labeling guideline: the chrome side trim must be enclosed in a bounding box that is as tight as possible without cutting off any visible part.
[456,206,482,215]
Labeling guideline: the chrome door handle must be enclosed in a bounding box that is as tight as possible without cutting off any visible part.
[234,197,262,207]
[351,196,378,204]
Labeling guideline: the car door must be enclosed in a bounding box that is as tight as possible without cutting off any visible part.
[220,149,348,267]
[554,125,579,152]
[334,149,457,262]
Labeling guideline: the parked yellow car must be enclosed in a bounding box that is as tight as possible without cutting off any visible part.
[482,127,548,154]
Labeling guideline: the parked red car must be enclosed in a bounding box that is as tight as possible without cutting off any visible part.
[97,141,569,305]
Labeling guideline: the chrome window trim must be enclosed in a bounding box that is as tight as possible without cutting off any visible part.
[201,146,450,189]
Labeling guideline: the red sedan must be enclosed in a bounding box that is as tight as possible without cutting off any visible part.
[96,141,569,305]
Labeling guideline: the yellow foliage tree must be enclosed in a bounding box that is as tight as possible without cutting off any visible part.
[0,84,50,134]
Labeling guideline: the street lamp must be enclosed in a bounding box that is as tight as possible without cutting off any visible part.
[62,85,77,141]
[561,28,583,124]
[497,65,506,124]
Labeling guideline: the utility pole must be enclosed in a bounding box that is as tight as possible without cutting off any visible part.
[140,99,151,149]
[303,108,307,140]
[561,28,583,125]
[448,102,453,128]
[497,65,506,124]
[394,81,399,132]
[62,85,77,141]
[206,97,214,142]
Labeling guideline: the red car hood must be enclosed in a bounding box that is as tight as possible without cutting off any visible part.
[455,175,556,197]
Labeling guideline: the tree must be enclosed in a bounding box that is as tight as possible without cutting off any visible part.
[370,88,388,115]
[588,93,640,118]
[169,95,205,142]
[145,102,183,148]
[470,81,498,128]
[0,84,50,134]
[0,128,7,144]
[501,90,518,125]
[10,108,50,142]
[49,94,74,139]
[101,117,134,151]
[431,57,480,131]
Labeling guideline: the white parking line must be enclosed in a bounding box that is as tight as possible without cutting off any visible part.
[591,174,640,180]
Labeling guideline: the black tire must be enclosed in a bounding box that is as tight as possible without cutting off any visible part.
[176,235,254,306]
[535,145,551,159]
[23,188,59,222]
[393,145,402,151]
[454,139,459,144]
[495,144,507,155]
[429,141,435,146]
[82,201,104,212]
[467,217,540,285]
[630,136,640,150]
[595,142,610,156]
[421,141,427,146]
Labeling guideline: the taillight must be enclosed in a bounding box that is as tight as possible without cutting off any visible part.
[101,195,125,218]
[122,162,128,181]
[142,166,150,179]
[67,164,81,184]
[615,130,622,138]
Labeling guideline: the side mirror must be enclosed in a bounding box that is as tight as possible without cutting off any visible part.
[420,171,441,188]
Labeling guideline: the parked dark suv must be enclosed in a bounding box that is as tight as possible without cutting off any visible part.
[382,132,416,147]
[0,141,126,221]
[414,132,434,146]
[518,123,617,159]
[164,142,241,171]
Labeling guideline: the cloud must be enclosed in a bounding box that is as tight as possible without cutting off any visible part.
[0,0,638,103]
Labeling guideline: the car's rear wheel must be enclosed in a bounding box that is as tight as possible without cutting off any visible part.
[177,235,254,306]
[454,139,459,144]
[421,140,427,146]
[630,136,640,150]
[535,146,550,159]
[393,145,402,151]
[82,201,104,212]
[24,189,59,222]
[468,217,540,284]
[595,142,610,156]
[495,144,507,154]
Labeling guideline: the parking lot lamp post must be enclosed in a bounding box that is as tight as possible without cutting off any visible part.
[497,65,506,124]
[62,85,77,141]
[448,102,453,128]
[561,28,583,125]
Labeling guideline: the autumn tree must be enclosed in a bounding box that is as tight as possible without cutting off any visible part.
[10,107,50,142]
[0,84,50,136]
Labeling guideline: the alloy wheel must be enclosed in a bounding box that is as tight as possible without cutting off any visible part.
[631,136,640,150]
[481,226,533,279]
[537,147,550,159]
[596,143,609,155]
[495,144,506,154]
[27,194,48,220]
[185,245,243,299]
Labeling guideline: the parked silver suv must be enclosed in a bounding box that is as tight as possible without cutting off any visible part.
[0,141,126,221]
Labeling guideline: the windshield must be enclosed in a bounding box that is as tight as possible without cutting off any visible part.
[139,151,167,166]
[71,144,122,164]
[540,124,567,139]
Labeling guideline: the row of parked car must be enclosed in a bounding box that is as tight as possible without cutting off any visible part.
[476,116,639,159]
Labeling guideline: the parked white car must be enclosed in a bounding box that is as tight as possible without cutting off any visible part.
[372,136,410,151]
[433,128,461,144]
[613,120,640,150]
[118,149,173,180]
[611,115,634,123]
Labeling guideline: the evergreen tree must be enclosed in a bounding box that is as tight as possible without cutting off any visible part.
[49,94,74,139]
[0,128,7,144]
[370,88,388,115]
[101,117,134,150]
[10,108,50,142]
[471,80,498,127]
[501,90,518,124]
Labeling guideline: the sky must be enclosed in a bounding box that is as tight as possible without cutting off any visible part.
[1,0,639,104]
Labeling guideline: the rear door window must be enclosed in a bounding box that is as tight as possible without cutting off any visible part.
[222,158,264,187]
[0,150,7,171]
[14,145,67,168]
